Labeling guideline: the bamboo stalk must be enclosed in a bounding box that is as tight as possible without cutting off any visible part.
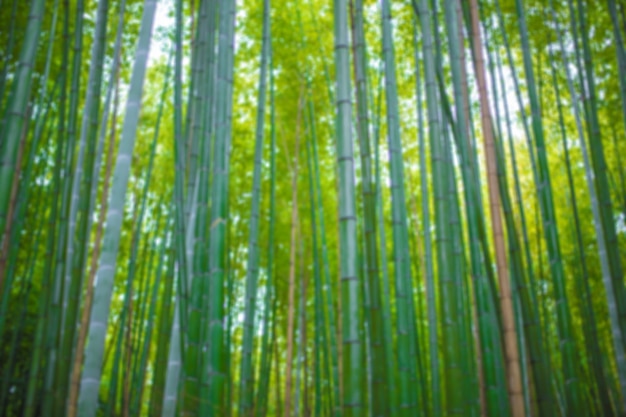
[76,1,158,415]
[468,1,524,414]
[285,87,304,417]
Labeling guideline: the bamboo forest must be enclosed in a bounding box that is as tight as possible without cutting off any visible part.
[3,0,626,415]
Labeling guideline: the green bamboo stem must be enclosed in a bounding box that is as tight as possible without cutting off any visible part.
[162,269,182,417]
[106,57,168,412]
[0,0,45,286]
[46,2,87,411]
[130,223,170,416]
[76,1,158,415]
[608,0,626,133]
[185,0,215,408]
[205,0,236,413]
[333,0,363,412]
[348,0,387,413]
[151,238,175,414]
[514,0,583,413]
[255,37,276,417]
[238,0,270,412]
[410,0,447,412]
[67,1,128,409]
[307,135,327,417]
[381,0,420,414]
[30,0,70,409]
[60,10,111,407]
[310,86,342,417]
[409,20,440,417]
[193,1,221,400]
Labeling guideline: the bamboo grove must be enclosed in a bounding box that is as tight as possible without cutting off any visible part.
[1,0,626,415]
